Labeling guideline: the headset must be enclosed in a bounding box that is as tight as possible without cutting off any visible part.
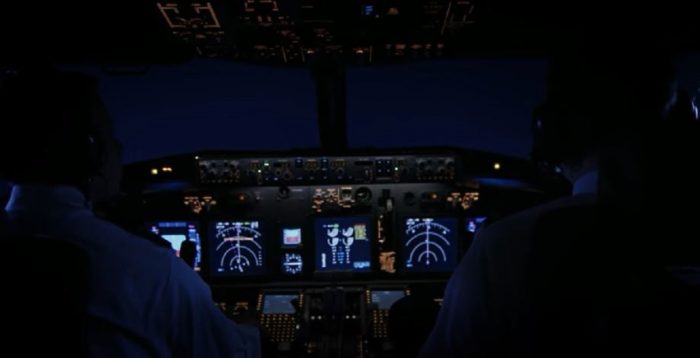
[531,82,698,168]
[0,65,105,182]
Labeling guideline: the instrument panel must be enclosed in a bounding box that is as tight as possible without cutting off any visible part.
[134,152,493,282]
[123,148,562,357]
[146,182,479,280]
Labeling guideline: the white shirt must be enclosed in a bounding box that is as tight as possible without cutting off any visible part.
[419,173,598,357]
[3,184,260,358]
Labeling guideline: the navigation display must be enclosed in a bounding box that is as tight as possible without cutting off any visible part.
[209,220,265,276]
[402,217,458,272]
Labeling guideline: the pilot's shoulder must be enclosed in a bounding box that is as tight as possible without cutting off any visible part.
[477,194,596,248]
[76,215,176,264]
[87,218,211,299]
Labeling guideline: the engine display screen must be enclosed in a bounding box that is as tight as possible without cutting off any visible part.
[315,217,372,272]
[263,294,298,314]
[209,220,265,276]
[402,217,458,272]
[147,221,202,270]
[370,290,405,310]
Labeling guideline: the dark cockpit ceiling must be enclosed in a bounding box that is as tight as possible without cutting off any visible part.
[2,0,699,65]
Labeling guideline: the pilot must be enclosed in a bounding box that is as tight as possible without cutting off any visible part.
[0,66,260,357]
[419,34,695,357]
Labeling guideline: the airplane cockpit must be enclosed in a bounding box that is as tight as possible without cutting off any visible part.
[120,146,565,356]
[1,1,699,357]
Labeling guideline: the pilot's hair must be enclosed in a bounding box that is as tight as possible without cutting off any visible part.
[0,65,102,185]
[532,34,677,166]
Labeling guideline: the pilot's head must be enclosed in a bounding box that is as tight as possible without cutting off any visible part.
[0,65,122,202]
[532,34,678,182]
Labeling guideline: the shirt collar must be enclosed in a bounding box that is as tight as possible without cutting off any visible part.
[572,170,599,195]
[4,184,90,213]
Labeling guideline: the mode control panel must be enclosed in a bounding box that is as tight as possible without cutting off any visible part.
[197,154,459,185]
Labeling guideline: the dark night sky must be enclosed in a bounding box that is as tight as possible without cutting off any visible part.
[75,56,699,164]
